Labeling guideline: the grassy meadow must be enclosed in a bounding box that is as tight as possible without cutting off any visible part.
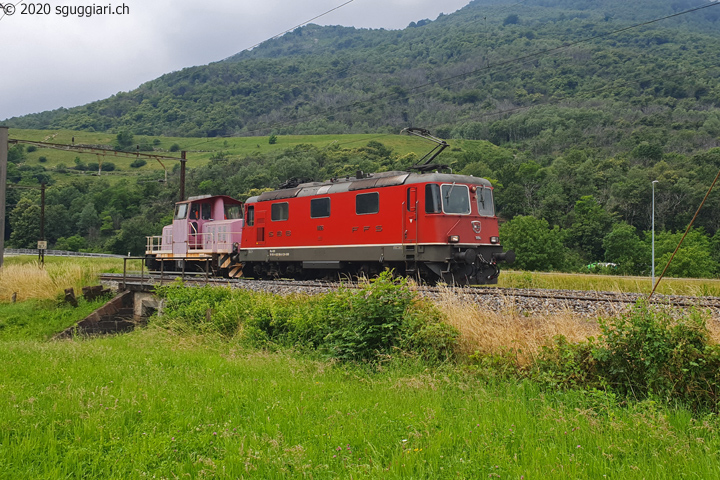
[3,258,720,478]
[8,128,478,186]
[2,331,720,479]
[0,256,124,302]
[499,269,720,297]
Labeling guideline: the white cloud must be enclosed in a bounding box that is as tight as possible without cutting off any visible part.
[0,0,471,120]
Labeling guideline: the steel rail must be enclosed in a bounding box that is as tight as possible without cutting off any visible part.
[99,273,720,310]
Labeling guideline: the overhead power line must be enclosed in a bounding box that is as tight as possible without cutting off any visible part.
[8,139,182,161]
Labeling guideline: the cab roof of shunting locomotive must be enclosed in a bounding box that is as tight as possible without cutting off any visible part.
[175,195,243,206]
[244,171,493,204]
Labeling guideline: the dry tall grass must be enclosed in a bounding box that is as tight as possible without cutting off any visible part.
[0,256,124,302]
[434,287,600,365]
[436,286,720,365]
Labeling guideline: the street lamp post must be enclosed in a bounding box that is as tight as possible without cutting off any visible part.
[652,180,659,289]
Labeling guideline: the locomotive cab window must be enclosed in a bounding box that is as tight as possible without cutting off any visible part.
[425,184,442,213]
[224,204,243,220]
[190,204,200,220]
[271,202,289,221]
[356,192,379,215]
[311,197,331,218]
[174,204,188,220]
[441,184,470,214]
[477,186,495,217]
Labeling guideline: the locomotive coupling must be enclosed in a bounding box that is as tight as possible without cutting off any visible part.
[492,251,516,264]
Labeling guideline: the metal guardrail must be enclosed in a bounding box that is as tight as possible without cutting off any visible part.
[146,231,242,254]
[4,248,125,258]
[120,256,213,290]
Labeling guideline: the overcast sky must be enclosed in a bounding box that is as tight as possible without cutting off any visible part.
[0,0,472,120]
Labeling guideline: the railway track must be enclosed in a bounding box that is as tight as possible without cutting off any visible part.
[99,273,720,319]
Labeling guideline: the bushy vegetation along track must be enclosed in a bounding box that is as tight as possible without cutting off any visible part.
[100,273,720,319]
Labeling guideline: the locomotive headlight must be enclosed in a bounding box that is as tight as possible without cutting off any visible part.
[490,236,499,244]
[449,235,460,243]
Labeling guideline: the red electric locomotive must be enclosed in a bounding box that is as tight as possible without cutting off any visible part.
[145,129,514,284]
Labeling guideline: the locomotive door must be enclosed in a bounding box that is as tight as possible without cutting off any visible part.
[404,187,418,243]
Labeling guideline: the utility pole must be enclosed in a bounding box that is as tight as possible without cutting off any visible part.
[180,151,187,201]
[39,183,46,267]
[0,126,8,269]
[652,180,658,290]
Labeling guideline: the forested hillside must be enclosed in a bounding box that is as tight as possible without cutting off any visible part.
[6,0,720,152]
[5,0,720,277]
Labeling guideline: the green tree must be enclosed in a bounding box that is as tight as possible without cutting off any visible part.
[45,204,73,244]
[713,230,720,267]
[652,229,717,278]
[105,216,160,256]
[55,235,87,252]
[77,203,101,239]
[7,144,25,164]
[503,14,519,25]
[499,215,569,271]
[8,197,40,248]
[115,131,135,151]
[268,134,278,145]
[569,195,615,261]
[602,222,648,275]
[630,142,664,165]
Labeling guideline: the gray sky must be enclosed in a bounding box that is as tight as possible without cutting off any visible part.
[0,0,471,120]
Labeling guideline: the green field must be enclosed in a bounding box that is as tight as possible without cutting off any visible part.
[499,270,720,297]
[8,128,485,185]
[2,330,720,479]
[2,257,720,478]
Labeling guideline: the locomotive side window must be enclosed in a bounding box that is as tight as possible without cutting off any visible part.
[246,205,255,226]
[271,202,289,221]
[310,197,331,218]
[356,192,379,215]
[477,186,495,217]
[441,184,471,214]
[174,204,188,220]
[202,204,212,220]
[425,184,442,213]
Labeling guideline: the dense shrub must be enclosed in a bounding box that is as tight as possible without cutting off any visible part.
[532,301,720,411]
[322,274,415,361]
[155,282,234,334]
[154,273,458,363]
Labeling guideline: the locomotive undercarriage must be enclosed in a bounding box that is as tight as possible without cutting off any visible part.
[239,244,512,286]
[146,245,512,285]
